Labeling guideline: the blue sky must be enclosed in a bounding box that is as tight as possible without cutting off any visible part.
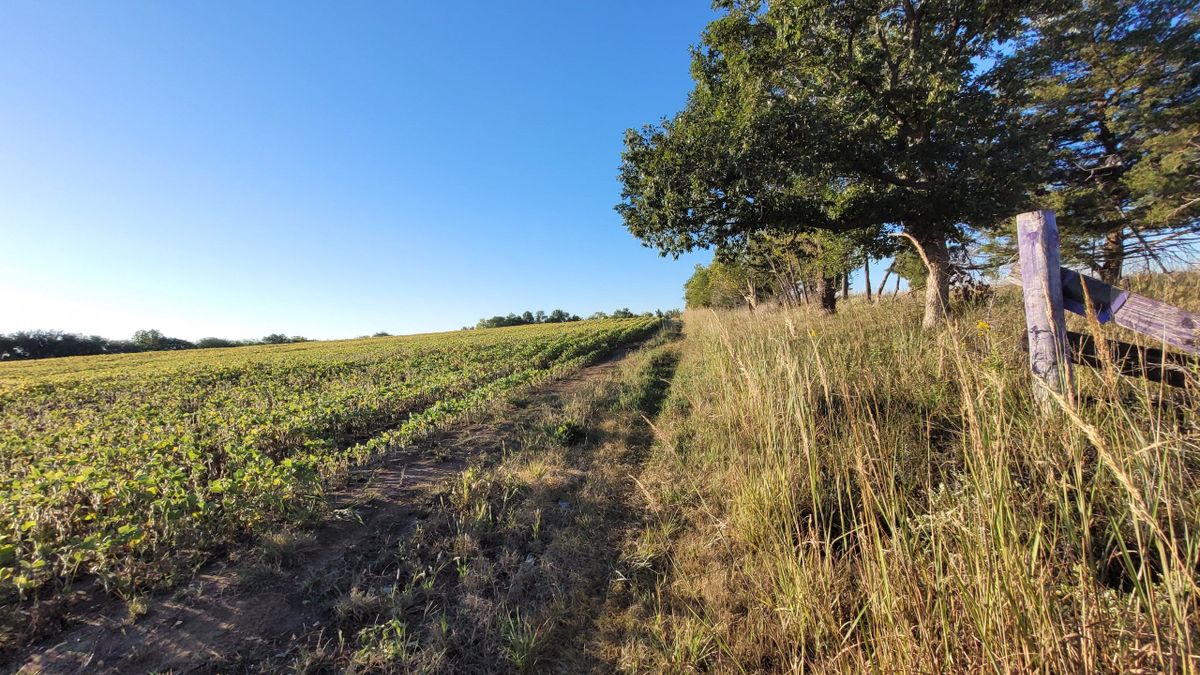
[1,2,732,340]
[1,2,900,341]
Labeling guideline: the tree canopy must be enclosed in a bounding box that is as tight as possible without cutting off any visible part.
[1002,0,1200,280]
[619,0,1200,326]
[619,0,1057,326]
[475,310,582,329]
[0,329,311,361]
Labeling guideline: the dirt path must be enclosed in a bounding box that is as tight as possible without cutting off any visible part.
[6,350,637,675]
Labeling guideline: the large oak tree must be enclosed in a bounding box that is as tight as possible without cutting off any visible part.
[619,0,1052,328]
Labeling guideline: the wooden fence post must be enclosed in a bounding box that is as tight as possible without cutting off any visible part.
[1016,210,1071,404]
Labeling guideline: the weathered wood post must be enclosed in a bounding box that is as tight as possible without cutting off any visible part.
[1016,210,1071,404]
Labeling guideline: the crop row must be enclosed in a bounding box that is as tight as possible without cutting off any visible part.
[0,318,660,604]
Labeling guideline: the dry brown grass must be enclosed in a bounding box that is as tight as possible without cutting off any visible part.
[608,275,1200,672]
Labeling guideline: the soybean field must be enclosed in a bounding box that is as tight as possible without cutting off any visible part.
[0,317,660,611]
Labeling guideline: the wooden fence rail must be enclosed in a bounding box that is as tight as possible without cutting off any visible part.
[1014,210,1200,400]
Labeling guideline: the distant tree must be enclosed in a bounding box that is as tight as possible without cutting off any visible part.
[683,256,775,310]
[476,310,582,329]
[132,329,165,349]
[893,249,927,291]
[196,337,238,349]
[477,314,520,329]
[778,228,895,312]
[611,308,636,318]
[589,311,610,320]
[0,328,308,360]
[132,329,194,351]
[258,334,308,344]
[683,265,713,309]
[0,330,118,360]
[372,331,391,337]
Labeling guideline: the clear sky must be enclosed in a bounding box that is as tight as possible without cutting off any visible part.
[1,1,725,341]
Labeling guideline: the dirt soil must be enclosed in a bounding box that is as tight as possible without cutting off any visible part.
[5,350,635,675]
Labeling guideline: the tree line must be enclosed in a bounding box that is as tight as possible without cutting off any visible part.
[0,329,310,361]
[473,308,679,329]
[618,0,1198,325]
[475,309,582,329]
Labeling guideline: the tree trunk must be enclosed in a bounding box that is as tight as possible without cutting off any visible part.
[817,276,837,315]
[1098,227,1125,283]
[767,258,797,308]
[800,279,810,305]
[842,273,850,300]
[864,258,872,301]
[916,233,951,329]
[876,263,894,300]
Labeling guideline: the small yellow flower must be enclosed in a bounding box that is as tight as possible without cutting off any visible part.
[976,320,991,332]
[808,329,818,337]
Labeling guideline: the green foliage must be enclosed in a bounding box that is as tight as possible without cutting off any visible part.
[684,229,887,313]
[683,259,760,309]
[131,329,165,348]
[0,331,129,361]
[622,0,1200,320]
[131,329,193,351]
[618,0,1059,326]
[261,333,308,344]
[195,337,239,349]
[683,265,713,309]
[1001,0,1200,279]
[545,420,585,446]
[0,329,319,362]
[476,309,581,329]
[893,249,928,291]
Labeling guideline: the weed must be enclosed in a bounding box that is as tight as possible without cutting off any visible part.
[123,595,149,625]
[258,530,313,567]
[546,420,586,446]
[353,618,416,667]
[500,610,544,672]
[334,587,388,625]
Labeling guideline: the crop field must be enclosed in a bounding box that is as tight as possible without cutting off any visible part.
[0,317,660,607]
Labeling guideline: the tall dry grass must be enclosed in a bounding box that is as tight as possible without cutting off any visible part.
[615,277,1200,672]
